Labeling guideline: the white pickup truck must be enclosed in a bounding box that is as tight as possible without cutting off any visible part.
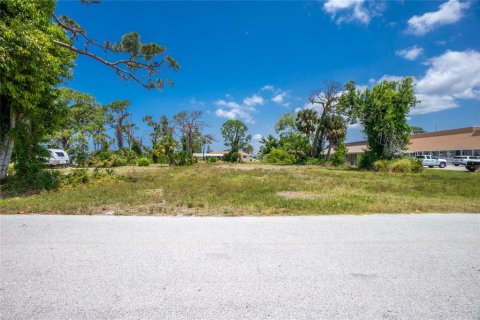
[415,155,447,168]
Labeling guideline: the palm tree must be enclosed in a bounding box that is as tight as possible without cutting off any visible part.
[323,114,347,160]
[295,109,318,157]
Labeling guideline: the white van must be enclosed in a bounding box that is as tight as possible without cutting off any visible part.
[47,149,70,166]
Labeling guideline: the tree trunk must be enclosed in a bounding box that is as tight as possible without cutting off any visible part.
[0,107,16,181]
[116,125,123,150]
[326,144,332,161]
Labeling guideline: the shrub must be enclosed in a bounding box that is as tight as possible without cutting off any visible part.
[174,151,196,166]
[32,170,63,190]
[112,156,127,167]
[305,158,325,165]
[374,159,391,172]
[207,157,217,163]
[374,158,423,173]
[223,151,241,163]
[137,158,150,166]
[330,143,348,166]
[359,150,378,169]
[265,148,295,165]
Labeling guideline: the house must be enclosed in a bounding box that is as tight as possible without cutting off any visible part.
[345,126,480,165]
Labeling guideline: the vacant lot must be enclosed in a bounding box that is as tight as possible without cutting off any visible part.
[1,163,479,215]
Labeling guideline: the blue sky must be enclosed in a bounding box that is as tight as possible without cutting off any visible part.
[56,0,480,151]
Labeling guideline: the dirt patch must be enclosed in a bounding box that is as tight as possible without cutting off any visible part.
[277,191,327,200]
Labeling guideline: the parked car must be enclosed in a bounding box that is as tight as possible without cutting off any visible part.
[415,155,447,168]
[47,149,70,166]
[452,156,479,166]
[465,158,480,172]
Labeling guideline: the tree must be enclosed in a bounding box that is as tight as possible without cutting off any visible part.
[106,100,131,150]
[343,77,418,160]
[199,134,215,160]
[221,120,252,153]
[173,111,206,156]
[143,115,177,164]
[295,109,318,157]
[323,114,347,160]
[259,135,279,155]
[0,0,179,181]
[307,80,359,159]
[275,113,296,136]
[410,126,426,135]
[0,0,75,180]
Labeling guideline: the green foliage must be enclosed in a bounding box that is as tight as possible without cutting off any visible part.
[0,0,75,180]
[305,158,326,165]
[330,143,348,166]
[223,151,241,163]
[221,120,252,153]
[137,158,150,166]
[410,126,426,135]
[359,150,378,170]
[374,158,423,173]
[206,157,218,163]
[265,148,296,165]
[278,133,311,164]
[259,135,279,155]
[344,78,418,160]
[174,151,197,166]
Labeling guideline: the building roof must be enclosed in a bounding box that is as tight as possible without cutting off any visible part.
[345,126,480,153]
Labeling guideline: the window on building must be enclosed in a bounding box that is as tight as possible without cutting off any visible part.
[455,150,461,156]
[474,150,480,157]
[462,150,473,156]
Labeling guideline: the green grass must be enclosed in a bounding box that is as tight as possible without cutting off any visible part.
[1,163,479,215]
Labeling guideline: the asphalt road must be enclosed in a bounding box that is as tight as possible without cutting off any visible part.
[1,214,480,320]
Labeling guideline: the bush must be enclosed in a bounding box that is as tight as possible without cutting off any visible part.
[223,151,241,163]
[174,151,196,166]
[112,156,127,167]
[359,150,378,169]
[207,157,218,163]
[374,158,423,173]
[265,148,295,165]
[305,158,325,165]
[137,158,150,166]
[32,170,63,190]
[374,159,391,172]
[330,143,348,166]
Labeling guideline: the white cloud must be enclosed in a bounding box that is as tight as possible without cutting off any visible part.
[243,94,264,107]
[271,91,290,107]
[215,94,265,123]
[396,46,424,61]
[417,50,480,100]
[253,134,263,141]
[323,0,384,24]
[261,85,275,92]
[378,50,480,115]
[378,75,405,83]
[407,0,470,36]
[296,102,323,114]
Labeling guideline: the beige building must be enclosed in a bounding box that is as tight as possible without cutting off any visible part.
[345,126,480,165]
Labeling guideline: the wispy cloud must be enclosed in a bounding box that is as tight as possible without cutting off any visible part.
[407,0,470,36]
[323,0,384,25]
[214,94,264,123]
[395,46,424,61]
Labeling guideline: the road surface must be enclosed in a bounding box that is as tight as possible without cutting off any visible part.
[1,214,480,320]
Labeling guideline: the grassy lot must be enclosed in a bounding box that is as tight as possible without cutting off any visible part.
[1,163,479,215]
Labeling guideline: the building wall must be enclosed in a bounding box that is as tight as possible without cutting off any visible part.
[345,127,480,165]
